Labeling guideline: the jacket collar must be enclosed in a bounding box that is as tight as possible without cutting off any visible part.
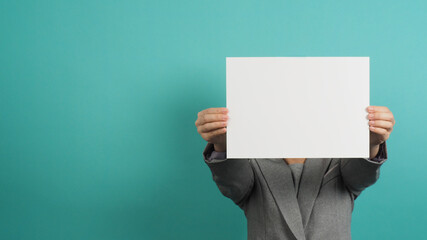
[255,158,331,240]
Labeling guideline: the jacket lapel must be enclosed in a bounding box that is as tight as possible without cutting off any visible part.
[255,159,306,240]
[256,158,332,239]
[297,158,332,228]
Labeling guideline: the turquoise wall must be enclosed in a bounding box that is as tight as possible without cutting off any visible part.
[1,0,426,239]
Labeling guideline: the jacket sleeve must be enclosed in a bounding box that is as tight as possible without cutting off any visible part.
[203,142,255,206]
[340,141,388,199]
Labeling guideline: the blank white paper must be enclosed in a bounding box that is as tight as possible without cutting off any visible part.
[226,57,370,158]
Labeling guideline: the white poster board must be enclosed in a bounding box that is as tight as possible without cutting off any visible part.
[226,57,370,158]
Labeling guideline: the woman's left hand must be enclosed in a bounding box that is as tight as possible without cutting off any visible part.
[367,106,395,146]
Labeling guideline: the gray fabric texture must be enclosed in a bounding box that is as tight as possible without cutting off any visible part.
[203,141,388,240]
[289,163,304,195]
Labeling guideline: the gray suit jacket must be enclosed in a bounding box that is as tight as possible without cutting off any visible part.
[203,141,388,240]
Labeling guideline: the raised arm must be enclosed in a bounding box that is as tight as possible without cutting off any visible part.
[196,107,254,207]
[340,141,388,199]
[341,105,395,198]
[203,142,254,207]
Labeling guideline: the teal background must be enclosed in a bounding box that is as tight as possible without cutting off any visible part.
[1,0,426,239]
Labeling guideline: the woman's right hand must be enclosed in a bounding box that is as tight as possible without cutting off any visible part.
[195,107,229,152]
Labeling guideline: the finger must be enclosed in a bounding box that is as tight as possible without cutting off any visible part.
[202,127,227,141]
[369,125,389,135]
[367,112,394,121]
[366,106,390,113]
[367,106,395,126]
[199,107,228,116]
[368,120,393,131]
[197,113,228,125]
[198,121,227,133]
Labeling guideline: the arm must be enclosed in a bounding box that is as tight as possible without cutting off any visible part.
[203,142,255,207]
[340,141,388,199]
[341,105,394,199]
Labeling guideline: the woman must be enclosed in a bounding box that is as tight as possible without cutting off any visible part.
[195,106,394,240]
